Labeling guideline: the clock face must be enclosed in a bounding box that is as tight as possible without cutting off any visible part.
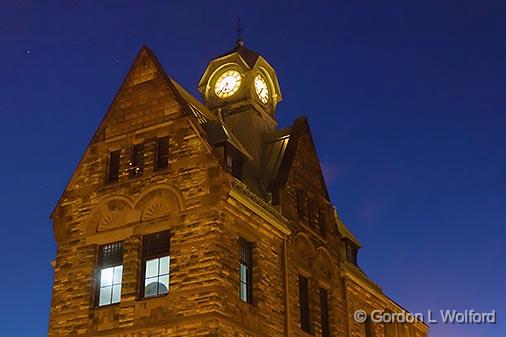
[214,70,242,98]
[254,74,269,104]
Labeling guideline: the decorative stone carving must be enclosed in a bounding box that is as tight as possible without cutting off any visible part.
[314,247,334,285]
[141,197,172,221]
[88,196,135,232]
[136,187,182,222]
[85,185,184,234]
[293,233,315,272]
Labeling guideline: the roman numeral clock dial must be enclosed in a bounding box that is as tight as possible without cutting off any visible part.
[254,74,269,104]
[214,70,242,98]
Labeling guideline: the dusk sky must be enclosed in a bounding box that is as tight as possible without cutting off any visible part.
[1,1,505,336]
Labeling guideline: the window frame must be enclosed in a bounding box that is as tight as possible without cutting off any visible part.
[365,315,374,337]
[239,237,253,304]
[95,241,124,307]
[318,207,327,236]
[298,274,311,333]
[345,242,358,265]
[155,137,169,170]
[107,150,121,183]
[320,287,330,337]
[140,231,171,299]
[129,143,145,178]
[296,189,306,219]
[308,198,318,228]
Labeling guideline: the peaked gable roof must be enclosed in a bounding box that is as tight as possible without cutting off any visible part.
[269,116,330,201]
[335,209,362,248]
[51,46,222,218]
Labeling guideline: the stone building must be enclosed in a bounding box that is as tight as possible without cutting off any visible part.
[47,41,428,337]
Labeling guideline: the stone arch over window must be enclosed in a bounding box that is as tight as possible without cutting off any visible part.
[135,185,184,222]
[86,195,136,233]
[313,247,335,288]
[292,232,316,275]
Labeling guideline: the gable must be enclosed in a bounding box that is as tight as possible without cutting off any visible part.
[93,47,184,143]
[270,116,330,201]
[51,46,220,220]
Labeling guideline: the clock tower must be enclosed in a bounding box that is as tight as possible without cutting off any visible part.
[198,40,282,188]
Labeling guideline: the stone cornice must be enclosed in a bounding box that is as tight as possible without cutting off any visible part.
[228,178,291,236]
[341,262,429,331]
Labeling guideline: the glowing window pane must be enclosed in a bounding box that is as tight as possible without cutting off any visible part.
[145,277,158,297]
[100,267,113,287]
[146,258,158,278]
[158,275,169,295]
[113,266,123,284]
[99,286,112,306]
[240,264,248,281]
[111,284,121,304]
[240,283,248,301]
[143,255,170,297]
[159,256,170,275]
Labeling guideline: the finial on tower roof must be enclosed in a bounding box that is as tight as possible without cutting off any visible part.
[235,17,244,47]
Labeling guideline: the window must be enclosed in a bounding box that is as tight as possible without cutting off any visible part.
[346,243,358,265]
[298,275,311,333]
[384,320,396,337]
[223,145,244,179]
[108,150,121,182]
[296,189,306,219]
[307,198,314,227]
[320,287,330,337]
[142,231,170,298]
[365,315,374,337]
[230,155,244,179]
[239,238,253,303]
[155,137,169,170]
[96,242,123,306]
[129,143,144,177]
[307,199,319,228]
[394,323,409,337]
[318,207,326,236]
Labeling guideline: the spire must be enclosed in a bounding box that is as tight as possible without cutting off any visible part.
[235,17,244,47]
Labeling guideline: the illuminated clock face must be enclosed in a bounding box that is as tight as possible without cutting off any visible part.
[214,70,242,98]
[254,74,269,104]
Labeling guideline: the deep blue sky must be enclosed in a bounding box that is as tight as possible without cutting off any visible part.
[1,1,504,336]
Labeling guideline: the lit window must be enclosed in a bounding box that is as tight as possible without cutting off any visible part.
[144,256,170,297]
[96,242,123,306]
[129,143,144,177]
[155,137,169,170]
[239,238,253,303]
[142,231,170,298]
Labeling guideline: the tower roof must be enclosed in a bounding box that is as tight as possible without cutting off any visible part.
[215,41,260,69]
